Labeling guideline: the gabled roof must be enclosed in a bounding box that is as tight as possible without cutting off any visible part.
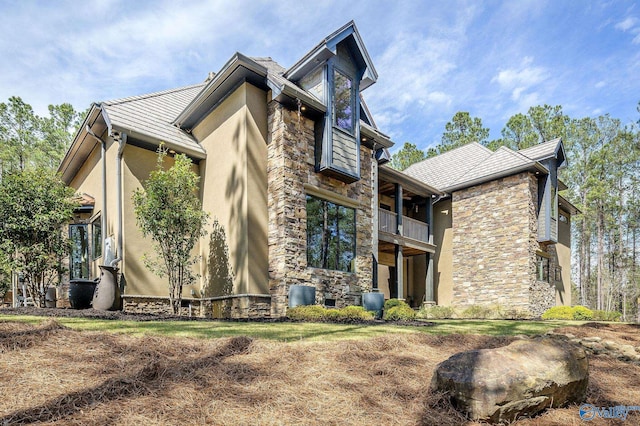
[403,140,559,193]
[173,53,327,130]
[60,21,393,183]
[518,137,566,167]
[59,84,207,183]
[284,20,377,91]
[404,143,493,191]
[103,83,206,158]
[446,146,548,192]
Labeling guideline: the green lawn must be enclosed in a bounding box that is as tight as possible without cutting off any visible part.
[0,314,582,342]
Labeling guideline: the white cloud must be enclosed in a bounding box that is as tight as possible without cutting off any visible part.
[490,57,549,111]
[492,57,548,94]
[595,80,606,89]
[615,17,638,31]
[364,3,480,142]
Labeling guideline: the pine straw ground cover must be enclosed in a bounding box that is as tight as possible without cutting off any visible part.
[0,320,639,426]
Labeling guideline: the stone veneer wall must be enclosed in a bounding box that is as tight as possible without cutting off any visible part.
[267,102,373,317]
[530,243,559,317]
[451,172,552,314]
[122,295,271,318]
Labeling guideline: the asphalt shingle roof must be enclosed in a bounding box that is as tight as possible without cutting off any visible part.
[518,138,562,161]
[457,146,536,185]
[403,142,493,190]
[102,83,206,156]
[403,139,564,193]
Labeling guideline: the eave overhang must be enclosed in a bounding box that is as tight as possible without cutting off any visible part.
[379,165,443,198]
[58,104,108,184]
[174,53,270,130]
[559,194,581,215]
[109,123,207,161]
[360,122,394,149]
[284,20,378,91]
[174,53,326,130]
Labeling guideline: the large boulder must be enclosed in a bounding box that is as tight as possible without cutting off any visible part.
[431,336,588,423]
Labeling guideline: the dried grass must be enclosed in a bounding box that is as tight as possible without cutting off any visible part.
[0,321,638,425]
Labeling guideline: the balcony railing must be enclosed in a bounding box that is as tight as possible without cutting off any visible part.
[379,209,397,234]
[378,208,429,244]
[403,215,429,243]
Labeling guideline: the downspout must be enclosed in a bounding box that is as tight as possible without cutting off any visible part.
[371,144,379,291]
[115,132,127,267]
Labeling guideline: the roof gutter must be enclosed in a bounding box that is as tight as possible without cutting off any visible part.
[110,123,206,160]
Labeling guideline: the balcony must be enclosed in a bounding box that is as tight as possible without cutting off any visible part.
[379,208,429,244]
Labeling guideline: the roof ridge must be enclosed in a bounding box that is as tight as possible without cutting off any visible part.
[407,142,491,170]
[103,82,206,106]
[518,137,561,153]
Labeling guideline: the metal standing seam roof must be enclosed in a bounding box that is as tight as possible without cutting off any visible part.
[102,83,206,157]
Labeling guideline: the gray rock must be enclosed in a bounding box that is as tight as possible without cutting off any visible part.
[582,336,602,342]
[430,336,588,424]
[620,344,636,355]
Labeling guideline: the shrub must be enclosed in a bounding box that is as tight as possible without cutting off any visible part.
[384,304,417,321]
[460,305,493,319]
[541,306,574,320]
[592,310,622,322]
[417,305,455,319]
[287,305,326,321]
[384,298,407,311]
[337,305,375,321]
[286,305,374,322]
[541,305,594,320]
[571,305,593,320]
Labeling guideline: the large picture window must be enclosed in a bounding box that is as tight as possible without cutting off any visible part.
[69,224,89,279]
[333,69,354,133]
[306,195,356,272]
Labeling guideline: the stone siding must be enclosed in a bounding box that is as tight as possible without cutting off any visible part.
[451,172,553,315]
[530,244,559,317]
[267,102,373,317]
[122,295,271,319]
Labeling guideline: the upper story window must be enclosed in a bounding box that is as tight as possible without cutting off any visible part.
[333,69,354,134]
[300,65,325,103]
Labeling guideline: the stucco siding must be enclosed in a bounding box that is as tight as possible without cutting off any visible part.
[194,83,269,298]
[433,198,453,305]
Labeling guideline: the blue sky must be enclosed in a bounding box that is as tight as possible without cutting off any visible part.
[1,0,639,153]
